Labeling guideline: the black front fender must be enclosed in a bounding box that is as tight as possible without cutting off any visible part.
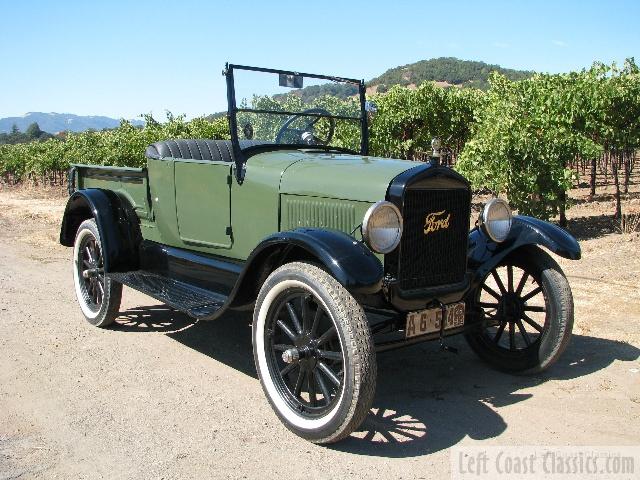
[468,215,581,281]
[228,228,383,308]
[59,189,140,272]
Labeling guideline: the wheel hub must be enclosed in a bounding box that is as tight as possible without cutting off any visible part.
[82,267,99,279]
[282,348,300,364]
[501,293,524,320]
[294,333,311,348]
[282,344,319,369]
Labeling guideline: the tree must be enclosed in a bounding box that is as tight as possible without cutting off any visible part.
[26,122,43,140]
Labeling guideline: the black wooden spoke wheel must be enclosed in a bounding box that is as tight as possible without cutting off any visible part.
[78,235,105,309]
[253,262,376,444]
[465,246,574,374]
[72,219,122,327]
[268,290,345,416]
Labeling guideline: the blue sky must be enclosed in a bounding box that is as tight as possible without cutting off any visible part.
[1,0,638,119]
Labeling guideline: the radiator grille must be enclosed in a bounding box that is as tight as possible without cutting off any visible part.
[393,188,470,290]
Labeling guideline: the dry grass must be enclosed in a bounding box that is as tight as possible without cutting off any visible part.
[0,182,67,201]
[0,183,66,225]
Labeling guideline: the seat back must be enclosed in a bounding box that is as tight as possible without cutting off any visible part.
[145,139,234,162]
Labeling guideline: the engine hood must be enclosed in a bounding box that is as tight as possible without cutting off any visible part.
[279,151,417,202]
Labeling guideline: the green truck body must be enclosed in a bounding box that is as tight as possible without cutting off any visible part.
[59,64,581,444]
[72,151,415,260]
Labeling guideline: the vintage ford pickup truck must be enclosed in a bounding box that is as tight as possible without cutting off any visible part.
[59,64,580,443]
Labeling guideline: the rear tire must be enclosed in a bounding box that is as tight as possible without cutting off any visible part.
[465,246,573,374]
[73,219,122,327]
[252,262,376,444]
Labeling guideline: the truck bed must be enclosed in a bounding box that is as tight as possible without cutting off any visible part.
[70,164,152,221]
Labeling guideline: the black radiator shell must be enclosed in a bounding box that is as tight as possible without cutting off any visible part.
[384,163,472,308]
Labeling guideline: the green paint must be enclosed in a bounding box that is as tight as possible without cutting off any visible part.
[174,160,232,248]
[279,152,416,202]
[73,165,151,220]
[281,195,370,239]
[73,149,416,260]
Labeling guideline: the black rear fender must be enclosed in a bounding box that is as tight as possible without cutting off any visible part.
[59,189,141,272]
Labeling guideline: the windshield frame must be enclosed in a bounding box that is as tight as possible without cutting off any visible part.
[224,63,368,182]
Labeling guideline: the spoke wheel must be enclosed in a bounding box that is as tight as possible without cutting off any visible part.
[77,235,106,312]
[253,262,376,444]
[72,219,122,327]
[465,246,574,374]
[267,289,345,417]
[478,263,548,354]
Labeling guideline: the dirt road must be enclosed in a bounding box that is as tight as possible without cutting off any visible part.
[1,187,639,479]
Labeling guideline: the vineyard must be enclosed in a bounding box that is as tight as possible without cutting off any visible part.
[1,59,639,226]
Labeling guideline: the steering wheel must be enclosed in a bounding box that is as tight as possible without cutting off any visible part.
[275,108,336,145]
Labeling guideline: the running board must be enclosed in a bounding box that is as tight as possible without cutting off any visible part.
[108,270,227,319]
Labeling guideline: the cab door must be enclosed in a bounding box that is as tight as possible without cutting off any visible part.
[174,159,232,249]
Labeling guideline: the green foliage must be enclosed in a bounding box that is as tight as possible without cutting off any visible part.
[457,60,640,220]
[0,113,228,182]
[237,94,361,151]
[369,82,483,159]
[0,138,67,181]
[25,122,43,139]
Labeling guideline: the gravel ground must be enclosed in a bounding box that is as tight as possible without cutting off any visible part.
[0,186,638,479]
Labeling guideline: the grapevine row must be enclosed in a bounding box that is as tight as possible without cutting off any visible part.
[1,60,638,224]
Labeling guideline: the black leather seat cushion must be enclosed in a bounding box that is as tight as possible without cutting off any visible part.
[145,139,276,162]
[145,139,234,162]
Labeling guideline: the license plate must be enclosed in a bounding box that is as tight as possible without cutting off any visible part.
[405,302,465,338]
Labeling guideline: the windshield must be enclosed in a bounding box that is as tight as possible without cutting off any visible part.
[226,65,366,154]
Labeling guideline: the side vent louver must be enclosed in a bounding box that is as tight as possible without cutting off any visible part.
[284,197,357,233]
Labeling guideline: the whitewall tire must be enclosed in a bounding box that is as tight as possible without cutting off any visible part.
[72,219,122,327]
[252,262,376,444]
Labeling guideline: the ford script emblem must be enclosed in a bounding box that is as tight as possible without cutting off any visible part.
[424,210,451,235]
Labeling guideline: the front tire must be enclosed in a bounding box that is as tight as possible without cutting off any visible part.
[72,219,122,327]
[465,246,574,374]
[252,262,376,444]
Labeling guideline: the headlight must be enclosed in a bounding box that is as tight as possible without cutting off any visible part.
[479,198,512,242]
[362,201,403,254]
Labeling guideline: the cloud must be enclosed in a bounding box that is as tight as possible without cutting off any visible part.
[552,40,568,47]
[492,42,510,49]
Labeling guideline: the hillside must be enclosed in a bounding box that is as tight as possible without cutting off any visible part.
[273,57,535,103]
[0,112,144,134]
[369,57,534,91]
[274,82,359,102]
